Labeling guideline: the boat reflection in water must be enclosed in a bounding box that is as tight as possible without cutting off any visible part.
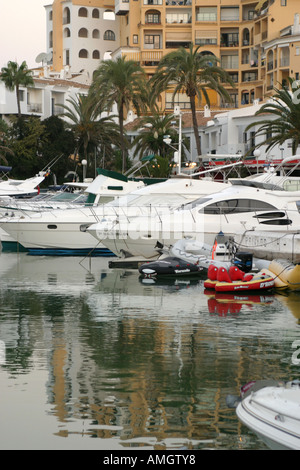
[205,291,275,317]
[0,252,300,450]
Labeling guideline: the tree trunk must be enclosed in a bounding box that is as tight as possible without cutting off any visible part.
[119,102,126,173]
[190,94,202,163]
[16,85,21,118]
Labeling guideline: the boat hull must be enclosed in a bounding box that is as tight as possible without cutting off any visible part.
[236,382,300,450]
[214,275,275,293]
[234,230,300,264]
[0,219,114,256]
[139,257,203,277]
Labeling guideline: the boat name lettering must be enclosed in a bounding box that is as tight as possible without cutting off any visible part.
[174,269,190,274]
[259,281,274,288]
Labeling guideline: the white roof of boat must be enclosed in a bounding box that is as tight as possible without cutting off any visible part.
[83,174,144,195]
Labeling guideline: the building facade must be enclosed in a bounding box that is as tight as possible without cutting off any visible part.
[0,69,89,123]
[45,0,300,109]
[45,0,120,80]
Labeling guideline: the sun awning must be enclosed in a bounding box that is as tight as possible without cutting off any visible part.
[255,0,268,11]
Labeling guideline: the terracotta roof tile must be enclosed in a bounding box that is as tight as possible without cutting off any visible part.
[124,110,226,131]
[33,77,90,89]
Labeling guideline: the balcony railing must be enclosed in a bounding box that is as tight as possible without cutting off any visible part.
[280,57,290,67]
[196,14,217,22]
[165,101,190,109]
[166,0,191,5]
[27,103,42,113]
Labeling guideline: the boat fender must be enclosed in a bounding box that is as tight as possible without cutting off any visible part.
[229,266,245,281]
[208,264,218,280]
[217,267,232,283]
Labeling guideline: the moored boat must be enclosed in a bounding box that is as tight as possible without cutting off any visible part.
[235,380,300,450]
[139,256,203,278]
[204,264,275,293]
[254,258,300,291]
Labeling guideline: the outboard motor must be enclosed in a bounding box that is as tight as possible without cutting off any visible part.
[233,252,253,273]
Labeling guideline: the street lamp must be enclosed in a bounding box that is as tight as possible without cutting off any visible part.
[82,159,87,181]
[163,106,183,174]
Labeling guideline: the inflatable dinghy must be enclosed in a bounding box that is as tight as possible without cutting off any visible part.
[261,258,300,291]
[204,264,275,293]
[139,257,203,278]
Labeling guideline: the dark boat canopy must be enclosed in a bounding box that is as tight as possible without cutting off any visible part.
[0,166,12,173]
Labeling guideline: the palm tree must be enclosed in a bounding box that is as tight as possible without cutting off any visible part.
[246,78,300,155]
[0,61,34,118]
[132,112,187,161]
[151,43,234,160]
[92,56,148,173]
[58,93,122,175]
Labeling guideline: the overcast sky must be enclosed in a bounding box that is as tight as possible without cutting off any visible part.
[0,0,52,69]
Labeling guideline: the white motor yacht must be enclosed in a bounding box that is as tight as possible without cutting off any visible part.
[236,380,300,450]
[0,177,228,256]
[0,168,45,198]
[0,169,145,255]
[87,183,300,261]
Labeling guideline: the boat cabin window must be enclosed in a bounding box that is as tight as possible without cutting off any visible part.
[283,179,300,191]
[200,198,277,215]
[97,196,116,205]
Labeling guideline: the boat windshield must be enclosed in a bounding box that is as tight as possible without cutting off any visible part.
[107,193,189,208]
[179,197,213,211]
[231,180,283,191]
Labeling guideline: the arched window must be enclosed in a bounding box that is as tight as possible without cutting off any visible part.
[63,7,70,24]
[92,29,100,39]
[78,28,88,38]
[49,31,53,48]
[78,7,88,18]
[93,50,100,59]
[79,49,88,58]
[64,28,71,38]
[92,9,100,19]
[104,30,115,41]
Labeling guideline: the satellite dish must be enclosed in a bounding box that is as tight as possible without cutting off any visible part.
[46,52,52,63]
[35,52,47,64]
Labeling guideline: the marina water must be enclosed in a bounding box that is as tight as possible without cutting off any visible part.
[0,252,299,450]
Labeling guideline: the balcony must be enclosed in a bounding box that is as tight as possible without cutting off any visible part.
[144,0,163,4]
[27,103,42,114]
[115,0,129,16]
[280,57,290,68]
[166,0,191,5]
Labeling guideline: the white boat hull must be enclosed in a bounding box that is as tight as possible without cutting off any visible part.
[0,214,112,256]
[236,381,300,450]
[234,230,300,264]
[89,185,300,260]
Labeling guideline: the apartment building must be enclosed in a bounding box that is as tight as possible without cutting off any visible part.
[45,0,300,109]
[45,0,120,80]
[116,0,300,109]
[0,70,89,123]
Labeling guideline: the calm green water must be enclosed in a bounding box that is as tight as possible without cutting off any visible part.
[0,252,299,450]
